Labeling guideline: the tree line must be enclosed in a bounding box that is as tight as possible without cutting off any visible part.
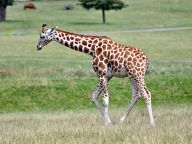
[0,0,127,23]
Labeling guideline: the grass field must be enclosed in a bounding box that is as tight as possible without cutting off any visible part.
[0,0,192,143]
[0,106,192,144]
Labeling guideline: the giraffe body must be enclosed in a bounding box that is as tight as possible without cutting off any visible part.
[37,24,154,125]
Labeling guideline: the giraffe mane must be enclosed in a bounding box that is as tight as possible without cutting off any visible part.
[56,29,111,40]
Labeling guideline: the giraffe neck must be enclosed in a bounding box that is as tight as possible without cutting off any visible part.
[53,29,100,56]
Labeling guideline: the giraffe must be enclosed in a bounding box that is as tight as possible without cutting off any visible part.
[37,24,155,125]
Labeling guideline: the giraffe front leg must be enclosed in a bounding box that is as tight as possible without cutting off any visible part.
[100,75,112,125]
[92,84,104,119]
[102,95,111,125]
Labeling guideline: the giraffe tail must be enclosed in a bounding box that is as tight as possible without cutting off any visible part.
[145,57,149,70]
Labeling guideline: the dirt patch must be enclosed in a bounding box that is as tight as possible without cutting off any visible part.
[37,67,57,74]
[0,67,18,77]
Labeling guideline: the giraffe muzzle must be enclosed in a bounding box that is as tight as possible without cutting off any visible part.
[37,45,42,50]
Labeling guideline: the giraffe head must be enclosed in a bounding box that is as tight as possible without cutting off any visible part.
[37,24,57,50]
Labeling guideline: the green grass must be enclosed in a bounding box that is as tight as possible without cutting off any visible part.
[0,75,192,112]
[0,0,192,112]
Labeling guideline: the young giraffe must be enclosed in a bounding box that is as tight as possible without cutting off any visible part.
[37,24,154,125]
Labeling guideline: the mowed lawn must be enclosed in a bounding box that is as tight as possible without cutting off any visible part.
[0,0,192,143]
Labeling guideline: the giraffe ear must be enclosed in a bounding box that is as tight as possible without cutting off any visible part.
[42,24,48,32]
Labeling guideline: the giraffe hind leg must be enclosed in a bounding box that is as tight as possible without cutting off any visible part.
[143,85,155,125]
[120,75,155,125]
[137,77,155,125]
[120,77,140,122]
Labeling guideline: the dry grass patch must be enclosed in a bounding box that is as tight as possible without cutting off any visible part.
[0,106,191,144]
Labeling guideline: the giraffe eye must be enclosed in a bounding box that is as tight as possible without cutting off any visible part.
[40,35,45,38]
[40,34,45,38]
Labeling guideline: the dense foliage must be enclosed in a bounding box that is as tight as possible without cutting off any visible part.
[79,0,126,10]
[79,0,127,23]
[0,0,14,7]
[0,0,14,21]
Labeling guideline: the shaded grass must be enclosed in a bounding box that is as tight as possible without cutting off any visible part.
[0,106,192,144]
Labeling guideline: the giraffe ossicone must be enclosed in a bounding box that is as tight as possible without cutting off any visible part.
[37,24,155,125]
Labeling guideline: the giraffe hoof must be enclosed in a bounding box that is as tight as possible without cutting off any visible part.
[150,122,155,126]
[105,122,113,126]
[120,116,126,122]
[104,120,112,126]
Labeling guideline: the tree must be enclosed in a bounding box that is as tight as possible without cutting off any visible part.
[0,0,14,21]
[79,0,127,24]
